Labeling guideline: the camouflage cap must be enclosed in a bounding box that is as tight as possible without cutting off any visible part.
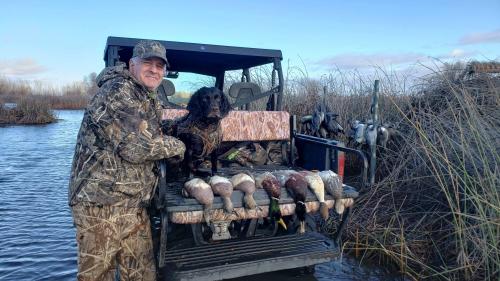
[132,40,169,67]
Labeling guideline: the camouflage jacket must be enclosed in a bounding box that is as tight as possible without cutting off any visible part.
[68,65,185,207]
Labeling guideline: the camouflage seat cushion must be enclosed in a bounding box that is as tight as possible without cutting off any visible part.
[162,109,290,142]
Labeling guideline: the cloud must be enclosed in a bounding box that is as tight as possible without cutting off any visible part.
[315,52,430,70]
[314,48,481,72]
[434,49,477,60]
[0,58,47,76]
[449,49,465,57]
[458,29,500,45]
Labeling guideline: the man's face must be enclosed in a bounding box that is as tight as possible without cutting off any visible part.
[129,57,166,91]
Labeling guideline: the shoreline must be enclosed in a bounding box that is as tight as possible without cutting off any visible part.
[0,102,86,125]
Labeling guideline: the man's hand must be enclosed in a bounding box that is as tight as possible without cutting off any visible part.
[162,136,186,160]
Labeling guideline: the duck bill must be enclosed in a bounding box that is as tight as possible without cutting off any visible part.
[277,218,287,230]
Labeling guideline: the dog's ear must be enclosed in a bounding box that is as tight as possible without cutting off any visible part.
[187,87,205,119]
[219,90,231,117]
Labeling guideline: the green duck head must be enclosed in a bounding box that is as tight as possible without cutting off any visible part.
[269,197,287,230]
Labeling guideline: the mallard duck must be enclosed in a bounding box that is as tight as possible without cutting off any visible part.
[272,170,295,186]
[273,170,308,234]
[319,170,344,214]
[183,178,214,225]
[230,173,257,209]
[255,172,287,230]
[208,176,234,213]
[299,171,329,220]
[285,173,308,234]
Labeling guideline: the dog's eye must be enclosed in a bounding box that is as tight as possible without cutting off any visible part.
[214,95,220,100]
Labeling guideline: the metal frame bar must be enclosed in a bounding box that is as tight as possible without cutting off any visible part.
[157,160,169,267]
[293,133,369,188]
[274,58,284,111]
[231,86,280,108]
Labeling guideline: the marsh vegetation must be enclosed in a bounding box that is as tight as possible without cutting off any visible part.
[275,62,499,281]
[0,73,96,124]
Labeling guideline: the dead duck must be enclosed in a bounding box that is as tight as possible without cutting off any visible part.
[318,170,344,214]
[272,170,295,186]
[255,172,287,230]
[273,170,308,233]
[280,172,308,234]
[230,173,257,210]
[183,178,214,225]
[208,176,234,213]
[299,171,329,220]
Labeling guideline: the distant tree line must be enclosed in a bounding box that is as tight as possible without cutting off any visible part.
[0,72,98,110]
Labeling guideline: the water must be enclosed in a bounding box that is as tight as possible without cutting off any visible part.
[0,110,405,281]
[0,110,82,281]
[2,103,17,109]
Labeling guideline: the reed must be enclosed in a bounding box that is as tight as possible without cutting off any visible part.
[239,61,498,280]
[0,75,94,124]
[0,96,56,124]
[322,68,498,280]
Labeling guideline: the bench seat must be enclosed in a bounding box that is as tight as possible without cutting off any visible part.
[162,109,290,141]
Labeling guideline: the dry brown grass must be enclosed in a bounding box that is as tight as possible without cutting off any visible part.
[229,61,499,280]
[0,97,56,124]
[322,70,498,281]
[0,75,96,124]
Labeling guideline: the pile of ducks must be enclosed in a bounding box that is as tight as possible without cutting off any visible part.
[182,169,350,233]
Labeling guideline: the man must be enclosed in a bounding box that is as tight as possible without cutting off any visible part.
[68,40,185,281]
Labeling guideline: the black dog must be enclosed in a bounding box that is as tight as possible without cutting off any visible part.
[174,87,231,176]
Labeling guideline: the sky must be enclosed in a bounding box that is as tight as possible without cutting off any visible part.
[0,0,499,88]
